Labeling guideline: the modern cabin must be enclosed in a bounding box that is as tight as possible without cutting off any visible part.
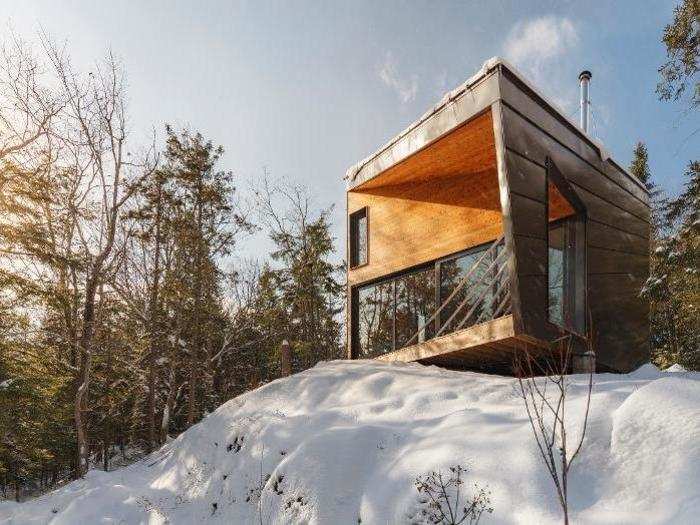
[345,58,649,373]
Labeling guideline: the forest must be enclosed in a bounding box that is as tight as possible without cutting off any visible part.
[0,0,698,503]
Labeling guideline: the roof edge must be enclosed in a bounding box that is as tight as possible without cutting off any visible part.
[346,56,648,194]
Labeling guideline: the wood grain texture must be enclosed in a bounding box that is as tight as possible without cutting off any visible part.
[348,110,503,287]
[348,172,503,285]
[355,110,497,190]
[375,315,516,363]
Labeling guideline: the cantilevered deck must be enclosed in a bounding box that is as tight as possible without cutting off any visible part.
[375,314,549,370]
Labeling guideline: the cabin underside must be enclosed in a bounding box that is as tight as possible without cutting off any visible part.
[374,315,552,373]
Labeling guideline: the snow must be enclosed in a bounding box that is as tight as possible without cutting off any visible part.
[2,360,699,524]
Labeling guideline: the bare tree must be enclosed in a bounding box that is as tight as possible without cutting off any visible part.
[40,34,157,476]
[514,334,594,525]
[253,174,343,369]
[0,30,61,163]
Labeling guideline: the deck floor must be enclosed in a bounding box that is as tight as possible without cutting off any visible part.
[375,315,549,371]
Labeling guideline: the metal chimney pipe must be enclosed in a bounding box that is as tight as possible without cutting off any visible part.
[579,70,592,133]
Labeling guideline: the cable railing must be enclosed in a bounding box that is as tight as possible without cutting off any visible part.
[404,235,511,348]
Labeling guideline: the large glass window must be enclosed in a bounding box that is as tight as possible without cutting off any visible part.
[548,223,566,326]
[355,266,436,358]
[395,268,436,348]
[356,281,393,357]
[440,248,486,333]
[439,245,506,333]
[352,238,515,357]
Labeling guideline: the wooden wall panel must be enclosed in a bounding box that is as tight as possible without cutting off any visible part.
[589,274,649,371]
[500,140,550,341]
[357,110,496,190]
[348,170,503,286]
[573,185,649,237]
[588,247,648,275]
[587,221,648,256]
[505,150,546,200]
[509,194,547,240]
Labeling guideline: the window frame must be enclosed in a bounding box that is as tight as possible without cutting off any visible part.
[436,241,493,333]
[545,158,588,336]
[350,238,498,358]
[349,206,369,269]
[546,217,569,328]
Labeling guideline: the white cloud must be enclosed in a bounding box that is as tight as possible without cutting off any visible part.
[503,16,580,112]
[378,51,418,104]
[504,16,578,67]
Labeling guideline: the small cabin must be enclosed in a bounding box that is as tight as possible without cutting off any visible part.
[345,58,649,373]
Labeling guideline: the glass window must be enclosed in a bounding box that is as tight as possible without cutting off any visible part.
[395,267,436,348]
[350,208,368,268]
[548,223,566,327]
[439,247,494,333]
[352,239,512,357]
[356,281,393,357]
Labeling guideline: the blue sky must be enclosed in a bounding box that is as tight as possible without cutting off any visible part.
[5,1,697,258]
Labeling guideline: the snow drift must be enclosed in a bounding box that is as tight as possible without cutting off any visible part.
[1,360,698,524]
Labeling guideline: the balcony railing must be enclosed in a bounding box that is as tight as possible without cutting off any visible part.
[404,235,511,348]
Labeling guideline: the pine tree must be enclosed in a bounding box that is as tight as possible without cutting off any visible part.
[630,142,652,188]
[643,162,699,369]
[256,179,343,371]
[657,0,700,111]
[159,126,254,426]
[649,0,700,370]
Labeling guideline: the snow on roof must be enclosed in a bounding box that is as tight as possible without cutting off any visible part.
[347,56,646,193]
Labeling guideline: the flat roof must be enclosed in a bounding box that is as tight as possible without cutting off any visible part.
[346,57,647,194]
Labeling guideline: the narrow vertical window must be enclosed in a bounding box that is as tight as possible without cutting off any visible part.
[546,159,587,334]
[350,207,368,268]
[548,222,566,327]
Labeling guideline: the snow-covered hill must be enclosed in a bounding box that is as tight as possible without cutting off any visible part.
[1,360,699,524]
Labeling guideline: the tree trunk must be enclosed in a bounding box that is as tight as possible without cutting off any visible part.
[187,175,204,427]
[147,182,163,451]
[161,364,176,443]
[102,439,109,472]
[161,308,181,443]
[74,275,98,477]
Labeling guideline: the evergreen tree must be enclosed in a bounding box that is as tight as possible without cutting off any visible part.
[159,126,254,426]
[642,161,699,369]
[657,0,699,111]
[630,142,653,188]
[647,0,700,370]
[256,179,343,371]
